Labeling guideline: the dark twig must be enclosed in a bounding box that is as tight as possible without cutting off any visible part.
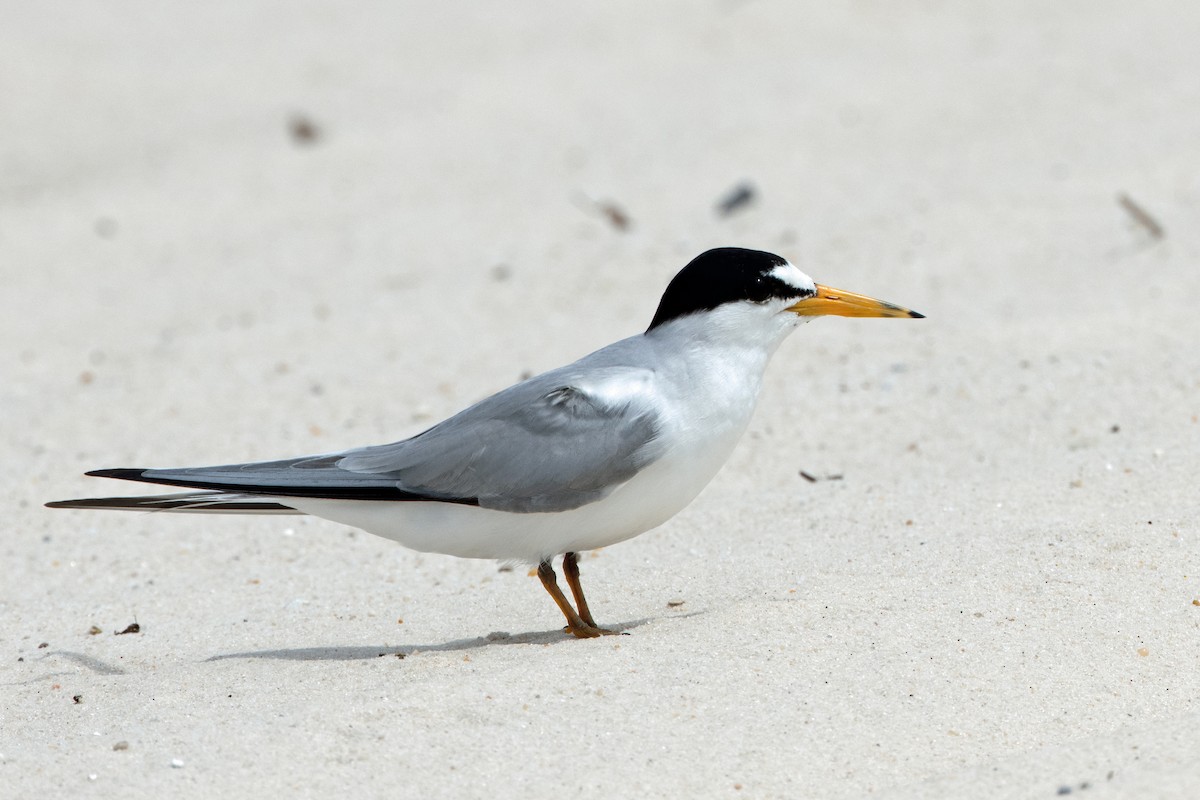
[1117,193,1164,239]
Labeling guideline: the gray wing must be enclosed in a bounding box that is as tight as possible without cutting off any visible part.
[338,367,663,512]
[85,367,664,514]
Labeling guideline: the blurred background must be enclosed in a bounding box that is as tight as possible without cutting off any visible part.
[7,2,1195,458]
[3,3,1199,797]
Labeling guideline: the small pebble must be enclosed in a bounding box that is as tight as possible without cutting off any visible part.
[289,114,320,144]
[171,758,185,768]
[598,202,630,231]
[113,741,129,751]
[716,181,757,216]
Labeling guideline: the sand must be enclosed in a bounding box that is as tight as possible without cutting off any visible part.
[4,2,1199,797]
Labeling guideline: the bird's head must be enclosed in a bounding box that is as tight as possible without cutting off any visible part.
[646,248,922,346]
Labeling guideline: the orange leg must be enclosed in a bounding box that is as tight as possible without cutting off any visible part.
[536,557,618,638]
[562,551,599,628]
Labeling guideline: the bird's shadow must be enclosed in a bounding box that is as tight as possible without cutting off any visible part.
[204,614,693,663]
[5,650,128,685]
[9,613,703,681]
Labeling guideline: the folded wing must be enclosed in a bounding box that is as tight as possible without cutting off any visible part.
[58,368,664,515]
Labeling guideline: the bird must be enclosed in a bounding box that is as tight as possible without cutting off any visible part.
[47,248,923,638]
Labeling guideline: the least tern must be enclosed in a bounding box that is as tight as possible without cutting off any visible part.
[48,248,922,638]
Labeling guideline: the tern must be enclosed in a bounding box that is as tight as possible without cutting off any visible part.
[48,248,922,638]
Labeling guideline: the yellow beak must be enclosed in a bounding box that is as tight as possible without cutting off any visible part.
[788,284,924,319]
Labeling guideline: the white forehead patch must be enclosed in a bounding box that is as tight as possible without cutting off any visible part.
[769,262,817,294]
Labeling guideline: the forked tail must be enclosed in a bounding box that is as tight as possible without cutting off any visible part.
[46,492,301,514]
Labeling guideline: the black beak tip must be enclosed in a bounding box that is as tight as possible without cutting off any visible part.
[908,310,926,319]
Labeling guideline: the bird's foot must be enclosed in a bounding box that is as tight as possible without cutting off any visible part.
[563,623,625,639]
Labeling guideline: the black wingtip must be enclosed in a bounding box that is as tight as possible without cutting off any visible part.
[909,310,926,319]
[46,495,298,512]
[85,468,148,480]
[44,496,130,510]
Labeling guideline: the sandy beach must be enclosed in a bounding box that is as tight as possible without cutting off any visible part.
[4,2,1199,797]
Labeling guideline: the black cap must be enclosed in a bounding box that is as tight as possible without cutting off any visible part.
[647,248,811,331]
